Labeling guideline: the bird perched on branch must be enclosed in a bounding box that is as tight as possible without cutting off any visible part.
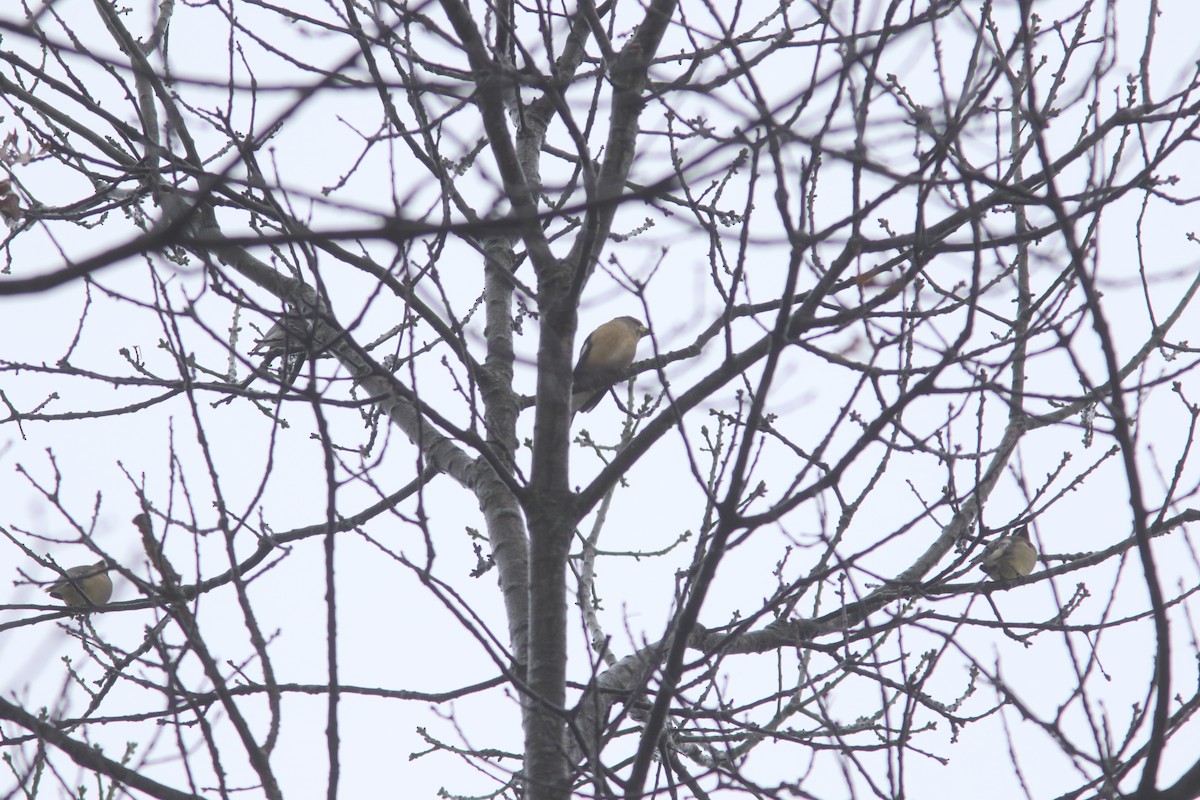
[46,560,113,609]
[973,526,1037,581]
[213,313,334,406]
[571,316,650,415]
[248,315,328,391]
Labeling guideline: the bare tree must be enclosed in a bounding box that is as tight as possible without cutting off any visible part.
[3,1,1200,799]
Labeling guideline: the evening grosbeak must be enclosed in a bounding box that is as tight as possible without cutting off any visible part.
[214,315,332,406]
[46,560,113,608]
[571,316,650,415]
[973,527,1038,581]
[249,316,328,391]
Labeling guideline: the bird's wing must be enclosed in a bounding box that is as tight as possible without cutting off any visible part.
[573,386,606,414]
[572,331,597,382]
[973,537,1012,566]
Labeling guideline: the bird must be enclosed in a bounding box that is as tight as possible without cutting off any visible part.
[248,316,325,391]
[212,314,332,406]
[571,316,650,415]
[45,560,113,608]
[972,526,1038,581]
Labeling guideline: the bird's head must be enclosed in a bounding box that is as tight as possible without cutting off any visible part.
[617,316,650,338]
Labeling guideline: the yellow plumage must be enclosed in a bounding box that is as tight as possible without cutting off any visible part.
[46,560,113,608]
[973,527,1037,581]
[571,316,650,415]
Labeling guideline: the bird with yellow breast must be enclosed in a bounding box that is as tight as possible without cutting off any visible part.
[46,560,113,609]
[973,526,1038,581]
[571,316,650,416]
